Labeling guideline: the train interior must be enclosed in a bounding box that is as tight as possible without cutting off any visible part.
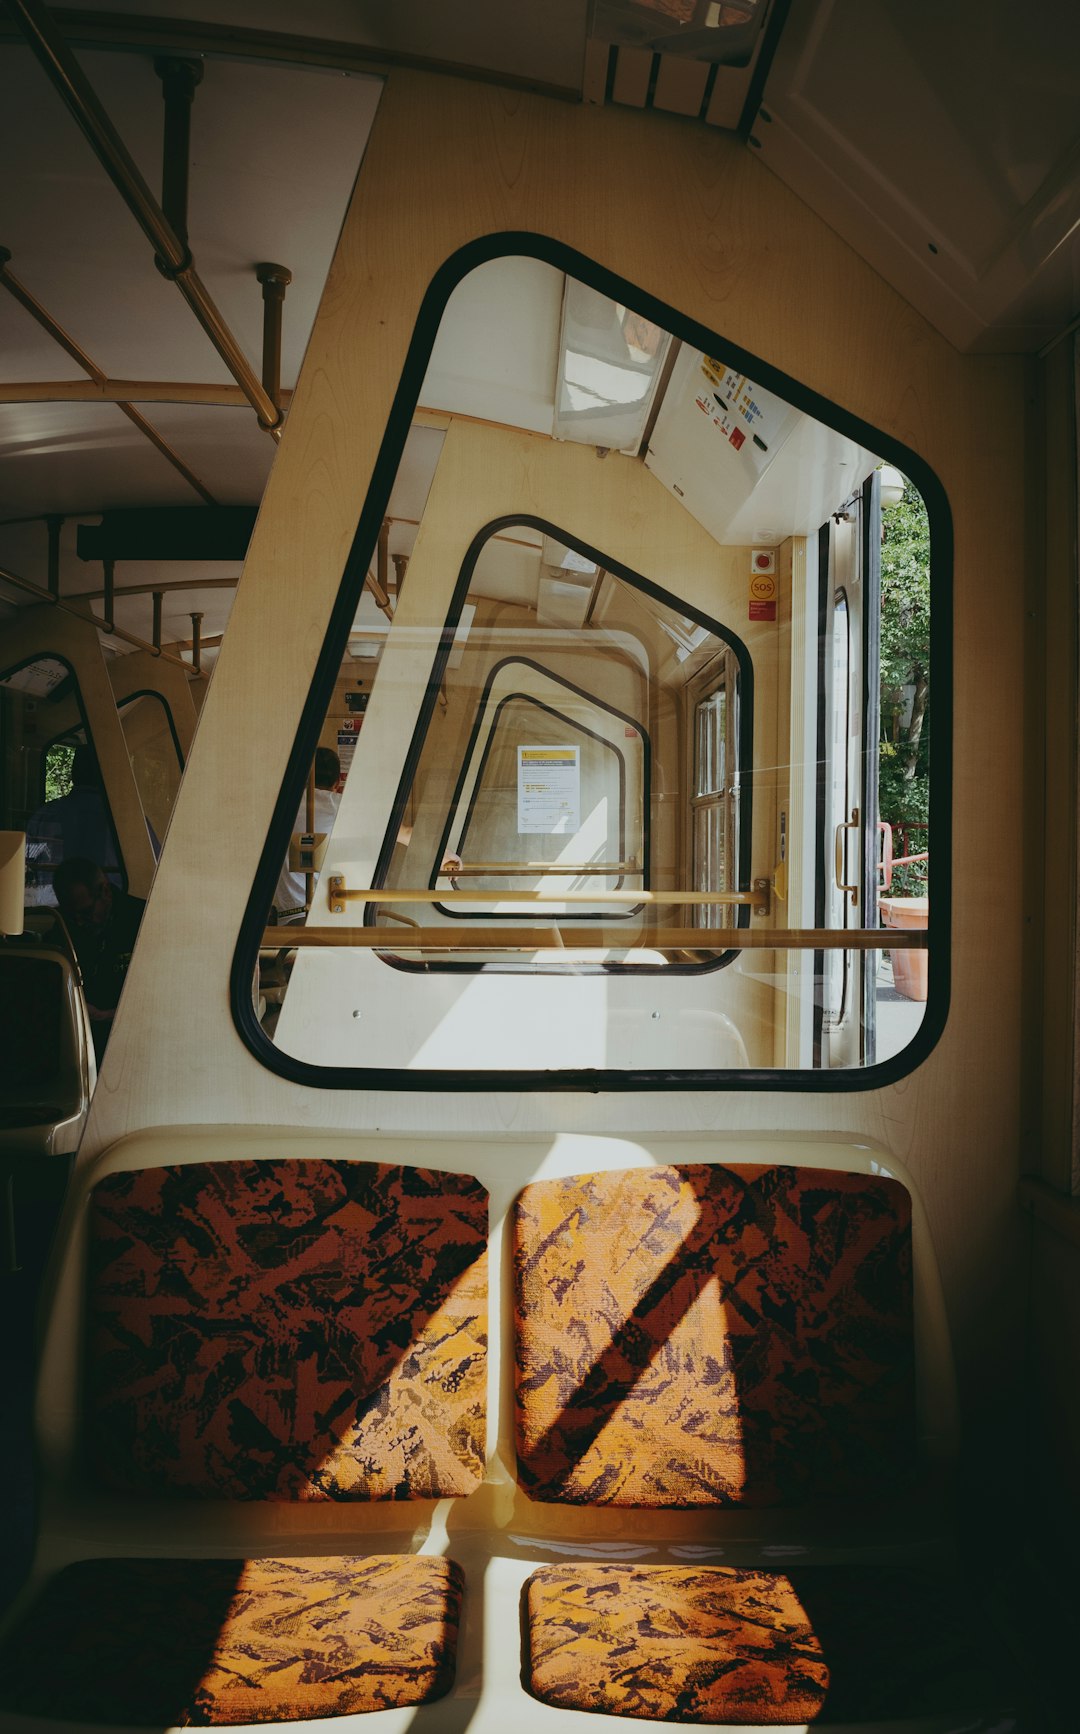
[0,1,1078,1729]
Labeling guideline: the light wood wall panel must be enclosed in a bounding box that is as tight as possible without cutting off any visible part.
[2,606,156,896]
[80,72,1029,1442]
[107,652,199,763]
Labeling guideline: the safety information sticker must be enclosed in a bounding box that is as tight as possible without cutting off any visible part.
[517,744,580,834]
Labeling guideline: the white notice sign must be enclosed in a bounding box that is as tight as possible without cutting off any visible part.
[517,744,580,834]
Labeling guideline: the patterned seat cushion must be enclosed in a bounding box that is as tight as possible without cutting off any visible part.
[513,1164,913,1505]
[0,1555,463,1724]
[88,1159,488,1498]
[525,1561,1010,1724]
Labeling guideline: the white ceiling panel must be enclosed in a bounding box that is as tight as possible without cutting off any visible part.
[184,60,381,389]
[421,257,563,434]
[0,292,83,383]
[0,45,379,385]
[0,402,201,516]
[144,403,277,505]
[0,47,199,380]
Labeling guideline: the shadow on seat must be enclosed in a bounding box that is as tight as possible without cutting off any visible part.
[513,1163,1026,1726]
[0,1155,487,1723]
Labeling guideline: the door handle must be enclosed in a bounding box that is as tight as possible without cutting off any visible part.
[834,806,859,908]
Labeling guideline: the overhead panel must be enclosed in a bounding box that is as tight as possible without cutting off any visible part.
[645,345,879,544]
[755,0,1080,351]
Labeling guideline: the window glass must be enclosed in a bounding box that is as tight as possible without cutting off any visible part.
[368,556,744,974]
[692,659,739,930]
[236,254,943,1087]
[117,691,183,853]
[0,656,125,904]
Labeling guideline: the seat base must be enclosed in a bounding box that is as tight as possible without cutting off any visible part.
[0,1554,463,1725]
[525,1560,1020,1725]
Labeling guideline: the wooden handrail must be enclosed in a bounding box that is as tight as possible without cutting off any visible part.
[326,876,772,914]
[262,925,926,952]
[6,0,282,434]
[448,861,637,876]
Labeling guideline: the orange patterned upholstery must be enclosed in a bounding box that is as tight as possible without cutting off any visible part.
[88,1159,488,1499]
[525,1562,1009,1724]
[513,1164,914,1505]
[0,1555,464,1723]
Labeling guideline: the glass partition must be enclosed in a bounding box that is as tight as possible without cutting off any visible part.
[236,251,943,1087]
[0,655,125,903]
[117,690,183,854]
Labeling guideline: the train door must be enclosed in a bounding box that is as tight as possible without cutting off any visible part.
[817,474,881,1069]
[688,648,741,932]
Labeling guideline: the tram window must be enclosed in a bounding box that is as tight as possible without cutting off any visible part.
[822,590,851,1031]
[237,251,947,1088]
[117,691,183,849]
[691,659,740,931]
[44,740,76,803]
[0,656,126,905]
[365,542,747,977]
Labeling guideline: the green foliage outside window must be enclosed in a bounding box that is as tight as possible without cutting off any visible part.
[44,742,75,803]
[880,479,929,896]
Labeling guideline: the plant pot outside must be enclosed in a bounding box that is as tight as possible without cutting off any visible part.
[879,895,929,1001]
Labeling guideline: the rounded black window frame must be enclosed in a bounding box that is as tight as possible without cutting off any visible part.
[1,648,129,894]
[366,525,753,976]
[231,230,952,1094]
[115,688,186,773]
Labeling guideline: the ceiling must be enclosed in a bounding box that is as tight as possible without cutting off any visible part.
[1,0,1077,677]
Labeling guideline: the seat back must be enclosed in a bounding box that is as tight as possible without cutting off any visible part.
[87,1157,488,1500]
[0,943,93,1151]
[512,1163,915,1506]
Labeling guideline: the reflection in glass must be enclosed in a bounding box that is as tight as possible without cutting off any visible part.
[248,256,936,1079]
[372,554,743,971]
[117,691,183,852]
[0,658,123,904]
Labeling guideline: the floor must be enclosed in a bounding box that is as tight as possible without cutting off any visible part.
[875,951,926,1063]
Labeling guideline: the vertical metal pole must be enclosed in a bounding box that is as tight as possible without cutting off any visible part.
[378,518,391,609]
[46,513,62,599]
[304,763,316,910]
[255,263,292,415]
[3,1171,20,1276]
[152,589,163,652]
[391,552,409,598]
[103,557,115,631]
[190,610,203,674]
[154,56,203,251]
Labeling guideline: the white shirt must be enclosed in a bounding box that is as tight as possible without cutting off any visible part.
[273,786,340,917]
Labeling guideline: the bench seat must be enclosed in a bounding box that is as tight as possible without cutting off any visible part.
[524,1559,1013,1725]
[0,1554,463,1724]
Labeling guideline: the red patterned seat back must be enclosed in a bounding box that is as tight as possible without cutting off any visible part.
[513,1163,914,1506]
[87,1159,488,1500]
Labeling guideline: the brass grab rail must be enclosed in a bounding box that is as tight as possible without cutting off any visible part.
[445,861,637,876]
[327,876,772,917]
[262,925,925,952]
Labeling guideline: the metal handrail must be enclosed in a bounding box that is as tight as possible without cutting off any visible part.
[262,924,925,952]
[327,875,773,917]
[6,0,282,434]
[447,861,638,876]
